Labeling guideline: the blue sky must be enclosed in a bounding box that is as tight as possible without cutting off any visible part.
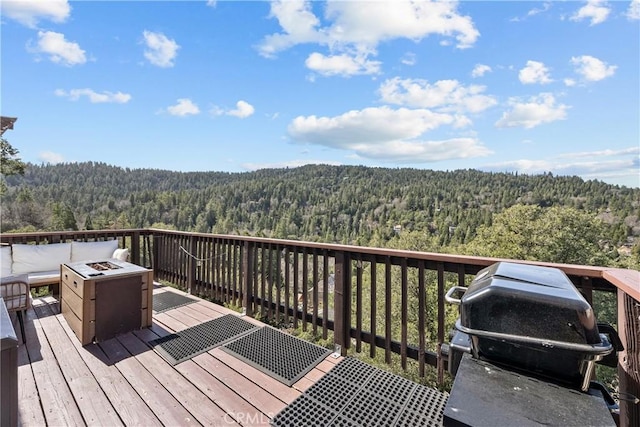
[2,0,639,188]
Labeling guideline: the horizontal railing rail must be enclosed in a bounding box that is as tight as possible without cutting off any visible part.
[2,228,638,425]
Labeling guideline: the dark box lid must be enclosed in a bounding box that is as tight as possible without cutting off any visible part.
[459,262,601,346]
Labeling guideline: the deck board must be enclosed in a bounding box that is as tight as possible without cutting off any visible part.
[34,303,124,427]
[133,326,269,426]
[17,331,46,427]
[116,332,236,427]
[191,352,289,417]
[153,310,193,332]
[62,328,163,427]
[163,306,205,328]
[99,330,202,426]
[210,348,301,403]
[177,303,222,322]
[176,360,270,426]
[25,304,86,427]
[12,286,339,426]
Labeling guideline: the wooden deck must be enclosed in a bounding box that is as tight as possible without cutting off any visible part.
[12,286,342,426]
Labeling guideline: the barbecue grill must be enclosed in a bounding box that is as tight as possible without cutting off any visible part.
[443,262,622,426]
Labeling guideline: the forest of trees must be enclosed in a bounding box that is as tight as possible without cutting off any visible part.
[1,161,639,269]
[1,159,636,393]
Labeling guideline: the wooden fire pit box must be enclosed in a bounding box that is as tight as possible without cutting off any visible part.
[61,260,153,345]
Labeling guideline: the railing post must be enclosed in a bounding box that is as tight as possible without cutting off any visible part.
[418,261,426,377]
[334,251,351,356]
[243,241,254,317]
[618,289,640,427]
[436,262,445,385]
[186,235,197,295]
[400,258,408,370]
[152,234,160,280]
[131,231,140,266]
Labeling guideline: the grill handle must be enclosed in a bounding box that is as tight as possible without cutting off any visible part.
[454,319,613,356]
[597,322,624,367]
[445,286,468,305]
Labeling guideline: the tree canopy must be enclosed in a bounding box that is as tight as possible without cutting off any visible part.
[1,162,638,268]
[0,137,26,194]
[464,205,611,266]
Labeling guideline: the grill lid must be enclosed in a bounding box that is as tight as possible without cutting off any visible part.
[458,262,603,347]
[472,261,579,289]
[451,262,614,388]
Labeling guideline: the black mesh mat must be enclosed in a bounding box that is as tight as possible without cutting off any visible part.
[149,314,259,365]
[153,292,198,313]
[271,357,449,427]
[220,326,332,386]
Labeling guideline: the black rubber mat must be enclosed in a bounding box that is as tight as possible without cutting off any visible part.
[271,357,449,427]
[153,292,197,313]
[149,314,259,365]
[221,326,332,386]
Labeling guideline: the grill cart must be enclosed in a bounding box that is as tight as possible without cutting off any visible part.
[443,262,622,426]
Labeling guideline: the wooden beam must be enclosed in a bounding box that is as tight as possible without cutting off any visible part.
[618,290,640,427]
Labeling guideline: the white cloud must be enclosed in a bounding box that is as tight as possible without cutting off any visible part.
[471,64,491,78]
[401,52,416,66]
[570,55,616,82]
[287,106,492,163]
[55,88,131,104]
[527,2,552,17]
[228,100,255,118]
[38,151,64,164]
[167,98,200,116]
[570,0,610,26]
[495,93,569,129]
[482,146,639,185]
[628,0,640,20]
[510,2,552,21]
[518,60,552,84]
[242,159,342,171]
[211,100,255,118]
[305,52,381,76]
[484,159,553,173]
[142,31,179,67]
[350,137,493,162]
[379,77,497,114]
[206,0,217,7]
[258,0,323,58]
[558,146,639,158]
[2,0,70,28]
[289,107,454,145]
[258,0,479,76]
[322,0,479,49]
[31,31,86,66]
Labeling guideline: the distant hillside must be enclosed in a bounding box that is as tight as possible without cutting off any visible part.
[2,162,639,250]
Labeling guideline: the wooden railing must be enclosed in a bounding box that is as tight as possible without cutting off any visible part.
[2,228,639,425]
